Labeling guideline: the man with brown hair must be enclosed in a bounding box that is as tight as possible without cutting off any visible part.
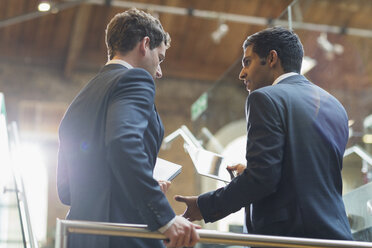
[57,9,199,248]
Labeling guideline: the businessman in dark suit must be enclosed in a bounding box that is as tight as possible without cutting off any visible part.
[176,27,353,240]
[57,9,199,248]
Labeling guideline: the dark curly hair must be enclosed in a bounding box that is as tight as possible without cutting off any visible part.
[243,26,304,73]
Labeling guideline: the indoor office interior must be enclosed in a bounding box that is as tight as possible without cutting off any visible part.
[0,0,371,247]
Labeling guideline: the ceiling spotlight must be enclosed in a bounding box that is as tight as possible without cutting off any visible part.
[211,21,229,44]
[38,1,51,12]
[317,32,344,60]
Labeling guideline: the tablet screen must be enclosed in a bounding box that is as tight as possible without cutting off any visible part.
[187,146,231,183]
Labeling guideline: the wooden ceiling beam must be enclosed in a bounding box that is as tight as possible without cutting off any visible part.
[64,3,92,78]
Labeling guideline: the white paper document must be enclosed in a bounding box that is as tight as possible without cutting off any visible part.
[153,158,182,181]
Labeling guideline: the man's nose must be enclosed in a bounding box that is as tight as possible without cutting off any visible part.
[239,68,246,80]
[156,65,162,79]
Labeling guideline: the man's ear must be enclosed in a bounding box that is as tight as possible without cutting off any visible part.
[268,50,278,67]
[139,36,150,56]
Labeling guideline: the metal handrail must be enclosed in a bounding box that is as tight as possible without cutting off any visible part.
[55,219,372,248]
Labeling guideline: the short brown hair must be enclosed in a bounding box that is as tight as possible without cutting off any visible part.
[105,8,171,60]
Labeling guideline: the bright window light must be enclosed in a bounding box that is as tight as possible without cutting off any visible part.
[19,143,48,243]
[301,56,317,75]
[215,136,247,232]
[363,134,372,144]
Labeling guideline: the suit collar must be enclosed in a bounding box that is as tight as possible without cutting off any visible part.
[276,74,308,85]
[99,63,127,73]
[273,72,299,85]
[106,59,133,69]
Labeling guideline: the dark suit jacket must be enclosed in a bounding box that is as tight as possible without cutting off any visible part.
[198,74,353,240]
[57,64,175,248]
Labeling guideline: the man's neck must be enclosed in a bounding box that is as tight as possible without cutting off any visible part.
[110,49,141,67]
[106,58,133,69]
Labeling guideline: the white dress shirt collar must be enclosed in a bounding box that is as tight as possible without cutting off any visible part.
[105,59,133,69]
[272,72,298,86]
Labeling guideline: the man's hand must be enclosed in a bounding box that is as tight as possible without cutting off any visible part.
[163,216,200,248]
[226,163,246,177]
[174,195,203,222]
[158,180,171,194]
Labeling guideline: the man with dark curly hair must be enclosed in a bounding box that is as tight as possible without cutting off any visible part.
[176,27,353,242]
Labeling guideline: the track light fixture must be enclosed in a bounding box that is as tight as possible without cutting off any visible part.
[211,20,229,44]
[317,32,344,60]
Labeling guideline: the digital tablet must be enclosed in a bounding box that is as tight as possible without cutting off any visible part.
[153,158,182,181]
[186,146,232,183]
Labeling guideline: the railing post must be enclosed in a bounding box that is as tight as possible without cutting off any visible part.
[55,219,68,248]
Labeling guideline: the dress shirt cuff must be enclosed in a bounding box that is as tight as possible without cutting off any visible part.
[158,216,176,233]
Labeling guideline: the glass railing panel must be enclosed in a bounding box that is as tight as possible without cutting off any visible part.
[0,92,25,248]
[0,182,25,248]
[343,182,372,242]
